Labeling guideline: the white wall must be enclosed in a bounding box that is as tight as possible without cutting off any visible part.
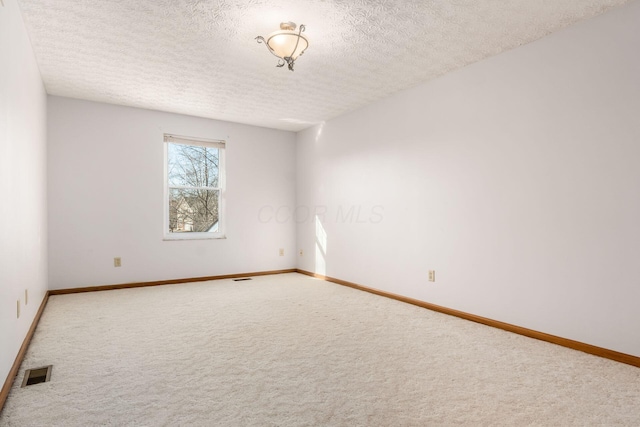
[296,1,640,357]
[0,0,48,386]
[48,97,296,289]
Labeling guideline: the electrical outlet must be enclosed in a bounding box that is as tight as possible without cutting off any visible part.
[299,249,303,256]
[114,257,122,267]
[25,289,28,305]
[17,300,20,319]
[428,270,436,282]
[279,248,284,256]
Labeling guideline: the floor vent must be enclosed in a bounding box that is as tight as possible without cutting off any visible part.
[233,278,252,282]
[21,365,52,387]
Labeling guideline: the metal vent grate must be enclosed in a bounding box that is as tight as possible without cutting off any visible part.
[233,278,252,282]
[22,365,52,387]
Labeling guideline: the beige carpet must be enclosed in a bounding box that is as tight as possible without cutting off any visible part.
[1,273,639,426]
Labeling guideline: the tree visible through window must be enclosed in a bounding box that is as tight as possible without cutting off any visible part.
[165,135,225,237]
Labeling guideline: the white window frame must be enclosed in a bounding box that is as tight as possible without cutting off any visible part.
[163,134,226,240]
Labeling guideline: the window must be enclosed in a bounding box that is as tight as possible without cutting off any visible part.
[164,134,225,239]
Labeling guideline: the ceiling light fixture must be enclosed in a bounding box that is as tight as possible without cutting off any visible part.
[256,22,308,71]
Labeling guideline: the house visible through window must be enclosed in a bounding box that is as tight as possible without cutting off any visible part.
[164,134,225,239]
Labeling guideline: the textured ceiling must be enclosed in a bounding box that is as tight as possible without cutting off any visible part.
[17,0,630,132]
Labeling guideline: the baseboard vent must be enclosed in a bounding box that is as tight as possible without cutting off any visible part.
[233,278,252,282]
[21,365,52,387]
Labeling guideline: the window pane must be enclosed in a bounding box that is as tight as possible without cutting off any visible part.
[168,143,219,188]
[168,188,219,233]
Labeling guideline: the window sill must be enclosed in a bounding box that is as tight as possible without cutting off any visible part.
[163,234,226,241]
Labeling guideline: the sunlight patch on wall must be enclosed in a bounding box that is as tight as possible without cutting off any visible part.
[315,122,325,144]
[315,214,327,275]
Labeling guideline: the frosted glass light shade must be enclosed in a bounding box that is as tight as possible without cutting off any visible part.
[266,30,308,60]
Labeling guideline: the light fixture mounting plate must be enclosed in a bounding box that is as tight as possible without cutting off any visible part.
[280,22,297,31]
